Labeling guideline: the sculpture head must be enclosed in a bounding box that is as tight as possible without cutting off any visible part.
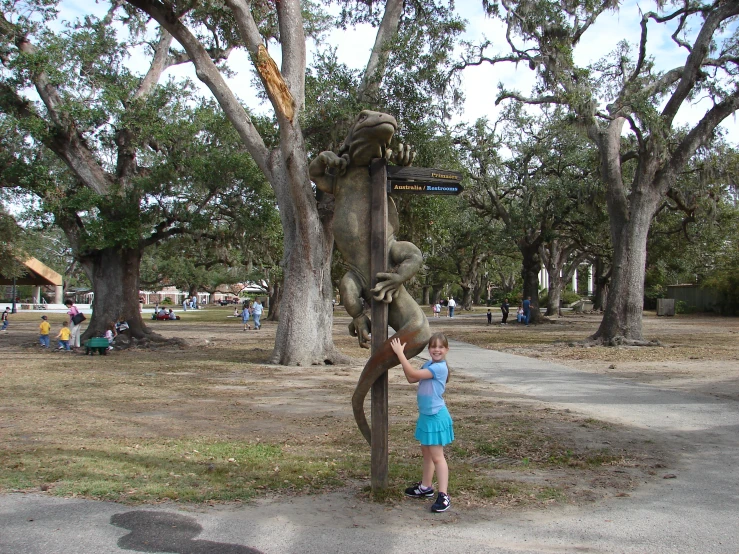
[338,110,397,166]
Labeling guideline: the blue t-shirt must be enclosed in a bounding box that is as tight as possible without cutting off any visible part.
[417,360,448,415]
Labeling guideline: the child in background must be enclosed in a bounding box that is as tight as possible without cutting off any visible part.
[104,322,116,350]
[486,309,492,325]
[56,321,71,351]
[242,303,252,330]
[39,315,51,348]
[1,307,10,331]
[390,332,454,513]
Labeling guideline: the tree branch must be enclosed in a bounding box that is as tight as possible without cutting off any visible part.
[661,2,739,124]
[495,91,563,106]
[165,45,233,67]
[657,92,739,190]
[124,0,271,174]
[357,0,403,104]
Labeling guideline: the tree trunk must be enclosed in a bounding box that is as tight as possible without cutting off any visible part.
[267,278,281,321]
[461,285,472,311]
[520,244,541,323]
[592,256,610,312]
[82,247,146,340]
[543,241,565,316]
[422,285,430,306]
[269,159,339,365]
[472,276,484,306]
[431,285,443,304]
[546,276,563,317]
[592,186,660,343]
[542,241,586,316]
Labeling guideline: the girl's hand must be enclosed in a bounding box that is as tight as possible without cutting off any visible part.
[390,337,406,357]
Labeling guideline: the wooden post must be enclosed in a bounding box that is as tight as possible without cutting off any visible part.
[370,158,389,493]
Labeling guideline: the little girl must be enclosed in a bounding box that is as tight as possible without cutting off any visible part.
[390,332,454,513]
[242,303,252,330]
[104,322,117,350]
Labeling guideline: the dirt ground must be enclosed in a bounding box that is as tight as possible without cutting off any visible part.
[445,311,739,401]
[0,308,736,515]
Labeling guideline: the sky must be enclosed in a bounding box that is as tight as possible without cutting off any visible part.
[51,0,739,145]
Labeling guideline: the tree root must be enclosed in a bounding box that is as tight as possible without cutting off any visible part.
[268,348,355,366]
[584,335,662,347]
[113,332,188,351]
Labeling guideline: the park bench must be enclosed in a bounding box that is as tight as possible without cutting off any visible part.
[84,337,110,355]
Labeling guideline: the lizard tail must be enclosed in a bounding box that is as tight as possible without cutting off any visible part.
[352,324,431,445]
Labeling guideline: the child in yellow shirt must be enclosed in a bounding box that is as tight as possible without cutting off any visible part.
[56,321,71,351]
[39,315,51,348]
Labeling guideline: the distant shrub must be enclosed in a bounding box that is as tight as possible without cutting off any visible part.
[675,300,698,314]
[540,290,582,307]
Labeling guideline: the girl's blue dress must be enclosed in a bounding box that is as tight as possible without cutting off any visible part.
[414,360,454,446]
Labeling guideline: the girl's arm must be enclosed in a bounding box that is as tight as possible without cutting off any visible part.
[390,338,433,384]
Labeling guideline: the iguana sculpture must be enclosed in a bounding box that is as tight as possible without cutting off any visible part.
[309,110,431,445]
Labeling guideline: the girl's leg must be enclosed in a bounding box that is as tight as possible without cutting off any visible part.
[420,445,435,489]
[427,445,448,493]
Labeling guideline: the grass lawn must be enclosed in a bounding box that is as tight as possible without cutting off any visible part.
[4,305,733,508]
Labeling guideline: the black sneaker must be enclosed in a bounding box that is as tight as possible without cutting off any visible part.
[404,482,434,498]
[431,492,451,512]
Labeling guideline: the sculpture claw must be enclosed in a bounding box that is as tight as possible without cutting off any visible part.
[348,314,371,349]
[371,272,404,304]
[388,143,415,167]
[319,151,348,176]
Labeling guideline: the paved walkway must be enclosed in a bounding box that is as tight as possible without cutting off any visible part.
[1,341,737,553]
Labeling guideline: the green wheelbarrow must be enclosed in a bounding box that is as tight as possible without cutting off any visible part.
[85,337,110,355]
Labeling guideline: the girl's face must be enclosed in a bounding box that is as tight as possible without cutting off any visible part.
[428,340,449,362]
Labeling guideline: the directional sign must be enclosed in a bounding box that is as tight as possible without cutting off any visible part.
[389,182,463,195]
[387,166,463,195]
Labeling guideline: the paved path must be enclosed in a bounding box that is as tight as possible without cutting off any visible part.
[1,341,737,553]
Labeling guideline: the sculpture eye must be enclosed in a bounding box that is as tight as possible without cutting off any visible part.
[357,113,367,122]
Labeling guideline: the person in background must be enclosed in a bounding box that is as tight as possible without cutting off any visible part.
[56,321,71,351]
[242,302,252,330]
[486,309,492,325]
[64,299,82,349]
[500,298,510,325]
[39,315,51,348]
[104,322,117,350]
[1,307,10,331]
[523,296,531,326]
[115,318,130,333]
[251,298,263,330]
[516,304,524,323]
[447,297,456,318]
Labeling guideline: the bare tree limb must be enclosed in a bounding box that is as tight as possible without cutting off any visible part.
[495,91,563,106]
[661,1,739,124]
[357,0,403,103]
[124,0,271,174]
